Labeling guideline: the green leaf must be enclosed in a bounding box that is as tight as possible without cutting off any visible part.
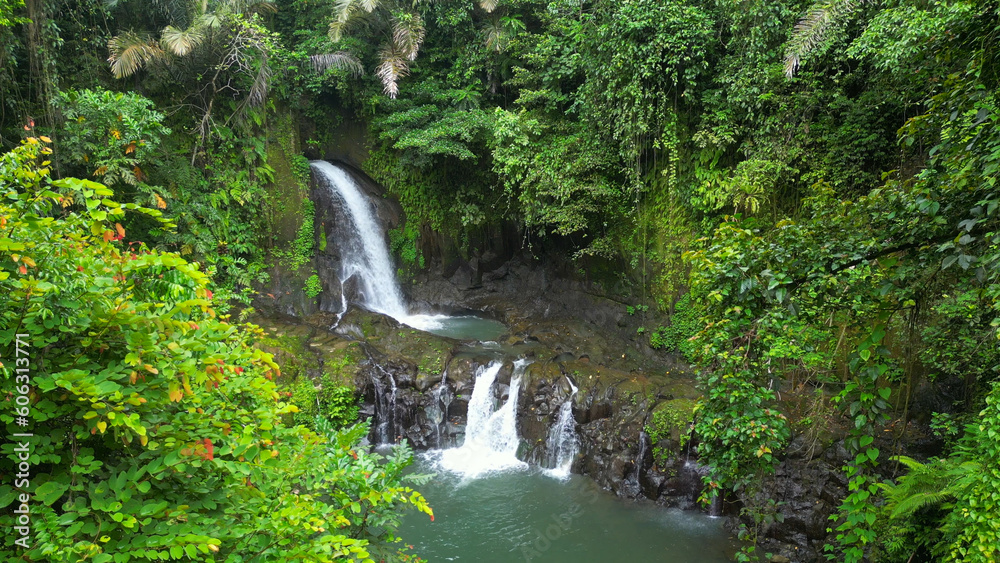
[35,480,69,506]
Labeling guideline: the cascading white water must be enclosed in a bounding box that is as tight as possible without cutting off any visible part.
[544,376,579,478]
[311,161,408,317]
[310,161,450,332]
[437,360,529,477]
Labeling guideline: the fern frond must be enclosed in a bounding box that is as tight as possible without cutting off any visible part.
[890,490,952,519]
[479,0,498,12]
[892,455,928,471]
[310,52,364,76]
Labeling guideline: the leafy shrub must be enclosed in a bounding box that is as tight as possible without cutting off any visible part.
[291,373,360,430]
[649,294,702,360]
[645,399,696,467]
[304,273,322,298]
[389,222,424,269]
[0,139,431,561]
[53,87,170,189]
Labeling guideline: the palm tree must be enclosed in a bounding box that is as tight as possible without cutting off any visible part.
[107,0,280,150]
[482,14,524,53]
[327,0,498,98]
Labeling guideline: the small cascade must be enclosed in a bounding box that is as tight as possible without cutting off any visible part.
[331,291,348,329]
[438,360,529,477]
[621,431,650,497]
[544,376,579,478]
[370,362,398,444]
[429,371,454,447]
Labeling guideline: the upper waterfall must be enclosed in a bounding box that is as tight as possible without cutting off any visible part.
[311,161,409,318]
[311,160,454,333]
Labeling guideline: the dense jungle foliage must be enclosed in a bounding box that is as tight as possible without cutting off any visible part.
[1,0,999,560]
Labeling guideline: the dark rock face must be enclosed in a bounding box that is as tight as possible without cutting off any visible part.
[746,435,850,562]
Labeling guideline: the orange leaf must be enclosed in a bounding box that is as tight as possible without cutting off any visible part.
[21,256,36,268]
[18,265,27,275]
[115,223,125,239]
[103,230,113,243]
[154,194,167,209]
[125,142,136,154]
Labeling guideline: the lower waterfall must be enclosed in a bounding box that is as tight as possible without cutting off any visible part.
[437,360,529,478]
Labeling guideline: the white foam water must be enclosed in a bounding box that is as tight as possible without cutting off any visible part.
[435,360,529,478]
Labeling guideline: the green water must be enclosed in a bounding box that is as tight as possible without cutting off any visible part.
[414,315,509,341]
[399,457,737,562]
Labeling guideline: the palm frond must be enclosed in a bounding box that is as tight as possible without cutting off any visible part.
[392,12,425,61]
[161,25,205,56]
[249,0,277,13]
[330,0,358,38]
[310,52,364,76]
[217,0,277,15]
[199,13,223,29]
[784,0,868,78]
[108,32,166,79]
[376,44,409,98]
[479,0,498,12]
[328,20,347,43]
[328,0,358,44]
[359,0,379,12]
[247,55,272,108]
[482,18,505,53]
